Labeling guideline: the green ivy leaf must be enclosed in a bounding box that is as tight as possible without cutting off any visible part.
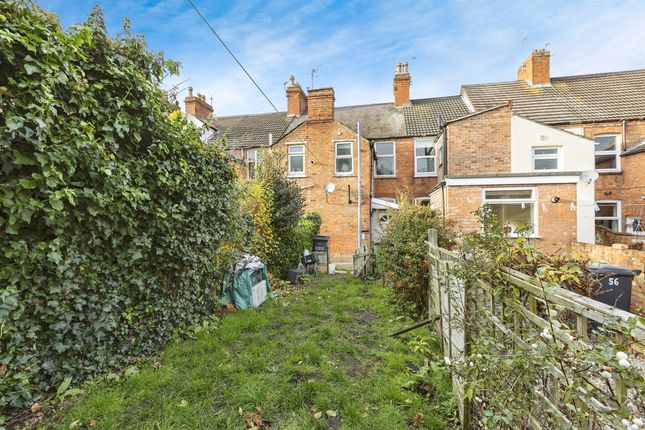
[49,198,64,211]
[18,178,37,189]
[12,150,35,166]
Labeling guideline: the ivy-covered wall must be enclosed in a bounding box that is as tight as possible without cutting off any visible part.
[0,2,238,412]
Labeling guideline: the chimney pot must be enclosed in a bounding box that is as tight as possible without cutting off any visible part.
[286,76,308,117]
[184,87,213,121]
[394,62,411,108]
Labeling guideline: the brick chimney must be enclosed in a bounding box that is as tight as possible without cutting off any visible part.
[286,76,307,117]
[307,87,334,122]
[393,62,411,108]
[517,49,551,86]
[184,87,214,121]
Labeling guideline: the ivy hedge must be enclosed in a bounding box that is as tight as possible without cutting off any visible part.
[0,2,237,414]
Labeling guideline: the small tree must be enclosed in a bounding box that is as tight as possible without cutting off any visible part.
[378,199,454,318]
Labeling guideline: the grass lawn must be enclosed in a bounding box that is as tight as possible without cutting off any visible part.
[44,275,456,429]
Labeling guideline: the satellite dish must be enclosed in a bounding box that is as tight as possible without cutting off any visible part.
[324,183,336,193]
[580,171,599,184]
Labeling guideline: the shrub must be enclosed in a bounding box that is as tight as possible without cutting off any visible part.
[241,152,316,277]
[378,199,454,318]
[0,3,237,414]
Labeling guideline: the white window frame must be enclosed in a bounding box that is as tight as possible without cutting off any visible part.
[287,143,305,177]
[595,200,621,232]
[334,140,354,176]
[246,149,258,179]
[481,187,538,237]
[414,197,431,206]
[532,146,561,172]
[594,134,621,173]
[414,139,437,177]
[373,141,396,178]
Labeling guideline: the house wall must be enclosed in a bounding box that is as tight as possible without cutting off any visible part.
[372,137,438,200]
[557,119,645,230]
[511,115,595,173]
[273,120,371,263]
[446,104,512,176]
[445,183,579,248]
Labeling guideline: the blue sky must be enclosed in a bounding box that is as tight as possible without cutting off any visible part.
[40,0,645,116]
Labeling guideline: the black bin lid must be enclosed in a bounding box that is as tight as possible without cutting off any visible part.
[587,264,641,277]
[313,235,330,242]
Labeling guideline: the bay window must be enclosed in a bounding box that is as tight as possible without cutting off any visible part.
[482,188,537,236]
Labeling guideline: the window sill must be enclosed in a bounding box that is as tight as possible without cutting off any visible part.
[596,170,622,175]
[414,174,437,178]
[334,174,355,177]
[375,175,396,179]
[287,175,307,179]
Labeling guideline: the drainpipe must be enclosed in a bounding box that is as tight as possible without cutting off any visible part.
[357,122,362,249]
[622,119,627,151]
[369,140,374,249]
[441,126,448,221]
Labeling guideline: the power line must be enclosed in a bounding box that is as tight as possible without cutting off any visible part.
[186,0,280,113]
[185,0,324,164]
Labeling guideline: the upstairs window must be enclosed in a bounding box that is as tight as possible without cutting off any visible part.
[288,145,305,177]
[335,141,354,175]
[415,139,436,176]
[374,142,395,177]
[594,134,621,172]
[246,149,257,179]
[532,147,560,171]
[595,201,621,232]
[482,188,536,236]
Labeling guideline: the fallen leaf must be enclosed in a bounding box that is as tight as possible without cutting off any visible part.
[314,412,323,419]
[175,400,187,408]
[31,402,41,413]
[326,410,337,417]
[239,406,244,415]
[153,361,162,370]
[88,419,97,427]
[69,420,81,429]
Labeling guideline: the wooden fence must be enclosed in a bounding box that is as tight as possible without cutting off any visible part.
[353,245,375,278]
[426,229,645,429]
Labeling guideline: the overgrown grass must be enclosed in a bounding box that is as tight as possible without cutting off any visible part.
[43,275,456,429]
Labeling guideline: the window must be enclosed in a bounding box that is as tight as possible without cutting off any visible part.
[626,216,644,234]
[288,145,305,176]
[246,149,257,179]
[414,197,431,206]
[335,141,353,175]
[482,188,537,236]
[595,201,621,232]
[594,134,621,172]
[415,139,436,176]
[532,147,560,171]
[374,142,395,177]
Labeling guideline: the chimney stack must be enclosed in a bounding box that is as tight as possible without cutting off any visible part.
[184,86,214,121]
[517,49,551,86]
[286,76,308,117]
[393,62,411,108]
[307,87,335,122]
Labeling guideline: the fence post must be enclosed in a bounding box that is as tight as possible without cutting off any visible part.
[428,229,438,247]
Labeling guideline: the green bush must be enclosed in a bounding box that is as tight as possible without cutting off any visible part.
[241,152,318,277]
[0,2,237,414]
[378,200,454,318]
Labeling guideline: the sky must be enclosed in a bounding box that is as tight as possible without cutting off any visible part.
[39,0,645,117]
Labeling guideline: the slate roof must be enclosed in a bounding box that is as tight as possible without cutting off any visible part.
[461,69,645,124]
[211,96,469,148]
[211,111,302,149]
[622,142,645,157]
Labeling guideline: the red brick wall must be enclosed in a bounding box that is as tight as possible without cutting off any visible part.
[570,242,645,314]
[445,183,578,249]
[307,88,335,122]
[273,120,371,262]
[622,151,645,225]
[373,137,437,200]
[446,104,512,176]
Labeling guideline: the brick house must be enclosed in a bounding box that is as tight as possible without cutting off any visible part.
[184,50,645,263]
